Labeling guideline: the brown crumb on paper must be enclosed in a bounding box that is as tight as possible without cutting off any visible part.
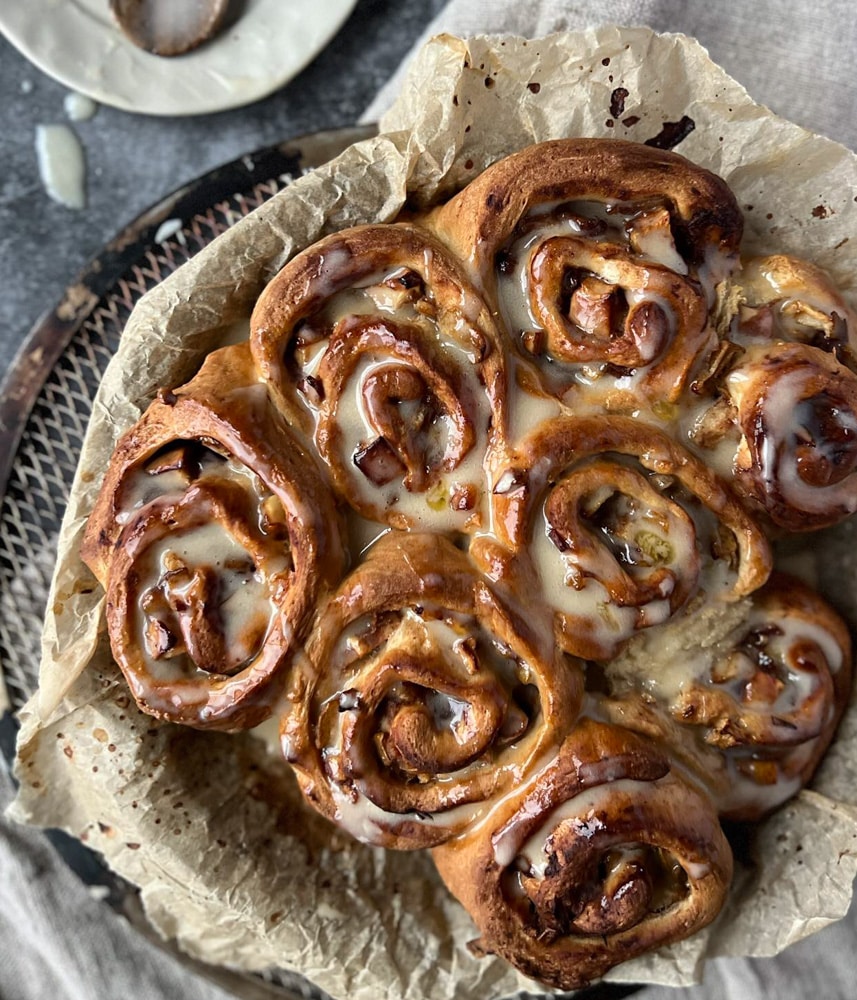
[610,87,630,117]
[644,115,697,149]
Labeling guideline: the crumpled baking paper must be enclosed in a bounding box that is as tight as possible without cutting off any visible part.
[9,26,857,1000]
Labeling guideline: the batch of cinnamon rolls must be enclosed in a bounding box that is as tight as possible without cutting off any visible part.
[82,139,857,990]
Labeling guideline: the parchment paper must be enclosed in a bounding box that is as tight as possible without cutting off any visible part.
[10,27,857,999]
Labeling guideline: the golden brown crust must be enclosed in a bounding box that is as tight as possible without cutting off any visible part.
[431,138,744,270]
[690,341,857,531]
[431,718,733,992]
[477,414,772,660]
[82,344,344,731]
[249,223,507,529]
[736,254,857,369]
[283,532,583,849]
[669,573,853,820]
[427,138,743,406]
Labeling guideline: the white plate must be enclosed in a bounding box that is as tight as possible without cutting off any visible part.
[0,0,358,116]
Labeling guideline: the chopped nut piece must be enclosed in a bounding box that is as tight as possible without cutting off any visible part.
[634,530,674,566]
[260,494,289,541]
[353,438,406,486]
[740,758,780,786]
[690,340,744,395]
[688,398,738,449]
[568,276,616,340]
[521,328,546,355]
[449,482,477,511]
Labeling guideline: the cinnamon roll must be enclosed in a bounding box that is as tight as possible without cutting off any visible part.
[283,532,582,849]
[668,574,852,820]
[250,224,505,531]
[429,138,743,407]
[478,415,771,660]
[735,254,857,368]
[688,341,857,531]
[81,344,344,730]
[76,135,857,990]
[432,718,732,991]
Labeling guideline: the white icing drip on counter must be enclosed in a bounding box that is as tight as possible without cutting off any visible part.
[35,123,86,210]
[63,91,97,122]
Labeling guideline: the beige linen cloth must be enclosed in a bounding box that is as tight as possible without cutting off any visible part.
[3,2,857,999]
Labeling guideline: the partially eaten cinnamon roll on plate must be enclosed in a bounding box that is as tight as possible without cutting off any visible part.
[82,137,856,991]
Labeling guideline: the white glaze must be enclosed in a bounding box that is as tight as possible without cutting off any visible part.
[631,224,687,275]
[737,258,852,340]
[35,124,86,209]
[63,91,97,122]
[288,264,493,530]
[494,202,696,399]
[680,396,741,479]
[609,593,841,715]
[715,753,806,817]
[758,609,844,675]
[117,447,264,525]
[729,364,857,517]
[503,356,564,446]
[134,522,281,681]
[529,474,699,652]
[326,352,488,531]
[505,778,655,877]
[327,780,482,846]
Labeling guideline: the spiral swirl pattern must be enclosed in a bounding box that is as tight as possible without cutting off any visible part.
[430,137,744,407]
[480,415,771,660]
[81,137,857,989]
[432,719,732,992]
[284,533,581,848]
[668,573,852,820]
[82,345,343,730]
[250,223,505,531]
[689,341,857,531]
